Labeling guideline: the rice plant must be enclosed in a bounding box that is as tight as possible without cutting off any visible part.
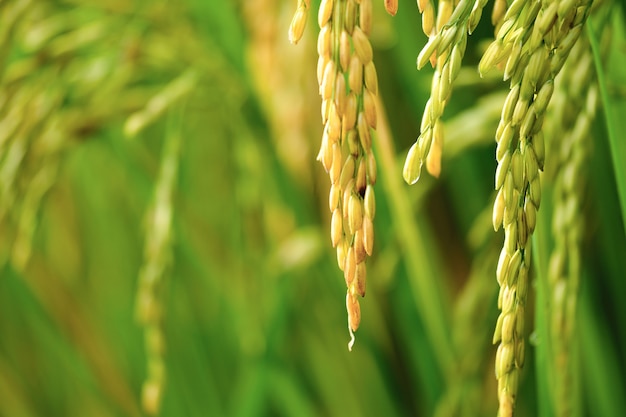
[1,0,624,416]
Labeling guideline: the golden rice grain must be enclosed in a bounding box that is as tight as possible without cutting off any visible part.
[289,5,308,45]
[385,0,399,16]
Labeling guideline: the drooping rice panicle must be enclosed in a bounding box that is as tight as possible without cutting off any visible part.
[545,3,611,414]
[403,0,489,184]
[547,36,597,417]
[480,0,593,414]
[290,0,381,350]
[135,128,181,415]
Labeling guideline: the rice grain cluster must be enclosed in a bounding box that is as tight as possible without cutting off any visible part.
[479,0,593,414]
[544,4,610,411]
[402,0,596,414]
[403,0,489,183]
[290,0,387,350]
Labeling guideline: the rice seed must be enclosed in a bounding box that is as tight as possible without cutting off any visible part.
[558,0,579,21]
[530,176,541,207]
[363,88,377,128]
[318,24,332,57]
[512,99,528,127]
[341,155,356,189]
[436,0,453,31]
[321,60,336,100]
[354,228,367,263]
[329,183,340,211]
[517,264,529,300]
[495,248,510,289]
[495,150,512,190]
[345,0,357,33]
[469,0,489,33]
[403,142,423,185]
[417,35,441,69]
[345,129,359,158]
[366,150,377,184]
[524,200,537,233]
[363,215,374,255]
[502,175,515,209]
[496,343,514,379]
[317,129,332,171]
[493,188,505,232]
[356,156,367,193]
[504,221,518,254]
[501,286,515,314]
[491,0,507,27]
[439,63,452,103]
[354,261,367,296]
[359,0,373,35]
[422,2,436,37]
[364,61,378,95]
[438,26,458,56]
[537,2,558,35]
[343,185,354,219]
[346,291,361,332]
[521,48,548,99]
[534,131,545,170]
[421,99,434,131]
[330,143,342,184]
[479,40,506,76]
[523,144,539,182]
[496,123,515,162]
[426,120,443,178]
[511,150,523,190]
[348,55,363,92]
[416,0,429,14]
[289,5,308,45]
[344,246,357,287]
[417,128,434,162]
[353,26,373,65]
[448,44,463,81]
[328,103,342,142]
[385,0,398,16]
[331,208,343,248]
[493,313,504,344]
[337,241,347,271]
[317,56,327,90]
[502,85,520,122]
[348,194,363,233]
[504,40,522,81]
[318,0,334,27]
[338,30,350,64]
[344,92,358,131]
[357,112,371,150]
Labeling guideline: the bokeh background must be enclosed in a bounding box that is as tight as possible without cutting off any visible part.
[1,1,625,416]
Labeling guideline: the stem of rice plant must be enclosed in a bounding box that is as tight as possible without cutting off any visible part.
[587,17,626,238]
[374,94,455,379]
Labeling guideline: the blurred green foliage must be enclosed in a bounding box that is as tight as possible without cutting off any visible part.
[0,1,625,417]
